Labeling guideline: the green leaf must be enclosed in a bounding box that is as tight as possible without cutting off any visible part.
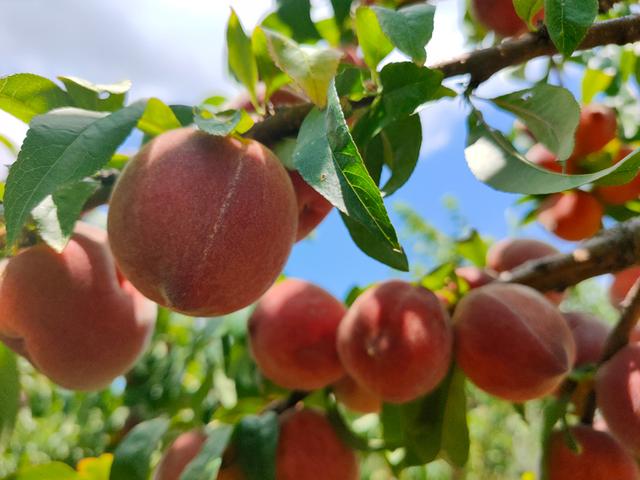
[491,84,580,160]
[513,0,544,26]
[465,110,640,195]
[137,98,182,137]
[331,0,353,28]
[379,114,422,195]
[233,413,279,480]
[4,101,147,247]
[440,368,470,467]
[0,133,16,155]
[32,180,100,252]
[76,455,113,480]
[264,29,341,108]
[544,0,597,56]
[15,463,80,480]
[0,182,5,202]
[194,107,254,136]
[315,18,342,47]
[455,230,490,267]
[180,425,234,480]
[252,28,291,100]
[372,4,436,65]
[0,344,19,445]
[355,6,394,72]
[227,9,259,110]
[58,76,131,112]
[109,418,169,480]
[0,74,71,123]
[275,0,320,43]
[581,69,614,105]
[293,83,406,270]
[335,66,368,101]
[169,105,195,126]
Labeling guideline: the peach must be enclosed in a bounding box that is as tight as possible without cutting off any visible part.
[574,105,617,157]
[453,283,575,402]
[277,409,359,480]
[0,223,156,391]
[595,146,640,205]
[455,266,496,290]
[248,278,346,390]
[336,280,453,403]
[471,0,543,37]
[333,376,382,414]
[107,128,298,317]
[538,191,604,241]
[288,170,333,241]
[609,266,640,309]
[526,143,580,174]
[563,312,610,367]
[546,425,639,480]
[595,344,640,455]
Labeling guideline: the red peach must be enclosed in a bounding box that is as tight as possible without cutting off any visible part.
[333,376,382,414]
[538,191,604,242]
[563,311,610,367]
[455,266,496,290]
[471,0,543,37]
[288,170,333,241]
[595,146,640,205]
[609,266,640,309]
[574,105,618,157]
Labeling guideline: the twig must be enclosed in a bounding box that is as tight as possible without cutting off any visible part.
[264,390,309,415]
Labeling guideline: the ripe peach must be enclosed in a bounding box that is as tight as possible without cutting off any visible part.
[526,144,580,174]
[563,312,610,367]
[0,223,156,391]
[453,283,575,402]
[277,409,359,480]
[107,128,298,317]
[471,0,543,37]
[574,105,617,157]
[248,279,346,390]
[609,266,640,309]
[546,425,639,480]
[455,266,496,289]
[336,280,453,403]
[538,191,604,241]
[288,170,333,241]
[595,344,640,455]
[333,376,382,414]
[595,146,640,205]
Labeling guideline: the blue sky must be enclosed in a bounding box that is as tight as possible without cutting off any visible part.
[0,0,587,299]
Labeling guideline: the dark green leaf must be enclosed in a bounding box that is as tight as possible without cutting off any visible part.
[335,66,368,101]
[194,108,254,136]
[275,0,320,43]
[0,74,70,123]
[233,413,279,480]
[513,0,544,26]
[355,6,393,72]
[137,98,182,137]
[58,76,131,112]
[227,9,259,109]
[379,114,422,195]
[544,0,598,56]
[169,105,195,126]
[440,367,469,467]
[331,0,353,28]
[491,84,580,160]
[180,425,234,480]
[4,101,147,247]
[372,4,436,65]
[0,344,19,445]
[109,418,169,480]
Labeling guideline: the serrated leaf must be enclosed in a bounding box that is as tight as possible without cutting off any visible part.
[355,6,394,72]
[4,101,146,247]
[233,413,279,480]
[465,110,640,194]
[379,114,422,195]
[252,28,291,100]
[109,418,169,480]
[180,425,233,480]
[491,84,580,160]
[513,0,544,26]
[264,29,341,108]
[372,4,435,65]
[32,180,100,252]
[195,107,254,136]
[0,74,71,123]
[0,344,19,445]
[15,463,80,480]
[137,98,182,137]
[581,69,614,105]
[58,76,131,112]
[544,0,597,56]
[227,9,259,109]
[275,0,320,43]
[293,83,406,270]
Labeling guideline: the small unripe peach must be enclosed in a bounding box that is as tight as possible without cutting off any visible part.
[248,279,346,390]
[609,266,640,309]
[538,191,604,242]
[595,146,640,205]
[563,312,610,367]
[277,409,359,480]
[453,283,575,402]
[471,0,543,37]
[574,105,617,157]
[595,344,640,456]
[107,128,298,317]
[0,224,156,391]
[546,426,639,480]
[337,280,453,403]
[288,170,333,241]
[333,376,382,414]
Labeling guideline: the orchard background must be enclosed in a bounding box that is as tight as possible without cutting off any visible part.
[1,0,640,479]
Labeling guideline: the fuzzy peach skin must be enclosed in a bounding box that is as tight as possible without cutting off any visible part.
[595,344,640,456]
[563,311,610,367]
[107,128,298,317]
[609,266,640,309]
[546,425,639,480]
[453,283,575,402]
[276,409,359,480]
[337,280,453,403]
[455,266,496,289]
[573,104,618,158]
[0,223,156,391]
[538,191,604,242]
[287,170,333,241]
[471,0,543,37]
[333,375,382,414]
[249,278,345,390]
